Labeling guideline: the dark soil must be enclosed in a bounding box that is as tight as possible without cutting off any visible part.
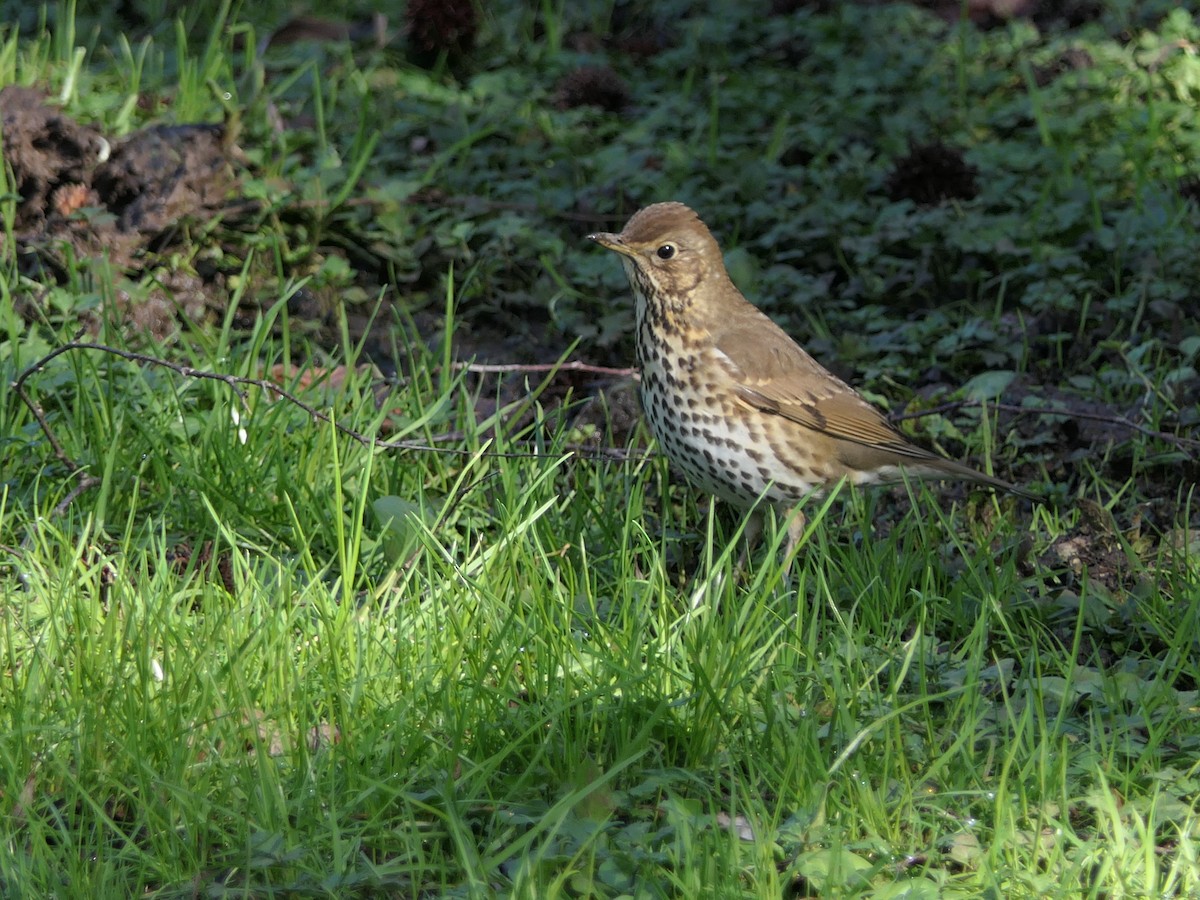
[3,86,236,275]
[1,85,577,406]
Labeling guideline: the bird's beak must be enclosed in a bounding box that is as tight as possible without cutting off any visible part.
[588,232,637,259]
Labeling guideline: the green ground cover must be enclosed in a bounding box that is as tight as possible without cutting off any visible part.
[1,0,1198,895]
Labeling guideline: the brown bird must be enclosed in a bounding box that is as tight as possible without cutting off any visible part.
[589,201,1030,554]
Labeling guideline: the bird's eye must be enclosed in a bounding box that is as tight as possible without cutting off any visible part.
[656,244,676,260]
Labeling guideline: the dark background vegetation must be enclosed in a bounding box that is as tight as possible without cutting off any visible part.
[6,0,1197,521]
[2,1,1199,895]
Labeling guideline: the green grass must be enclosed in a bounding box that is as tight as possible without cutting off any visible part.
[2,0,1200,896]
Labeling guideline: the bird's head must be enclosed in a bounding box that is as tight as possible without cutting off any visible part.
[589,202,730,317]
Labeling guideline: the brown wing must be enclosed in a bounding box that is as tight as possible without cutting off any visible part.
[711,316,931,459]
[710,314,1030,495]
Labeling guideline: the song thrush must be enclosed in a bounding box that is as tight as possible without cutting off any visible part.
[589,201,1029,552]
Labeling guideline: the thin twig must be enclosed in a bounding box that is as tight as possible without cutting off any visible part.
[10,341,575,458]
[12,343,1196,526]
[455,360,636,378]
[892,398,1199,452]
[53,475,103,517]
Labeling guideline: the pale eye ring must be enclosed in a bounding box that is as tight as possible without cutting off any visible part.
[656,244,676,260]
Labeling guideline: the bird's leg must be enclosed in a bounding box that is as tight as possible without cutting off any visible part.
[736,506,808,574]
[781,505,809,574]
[735,508,763,572]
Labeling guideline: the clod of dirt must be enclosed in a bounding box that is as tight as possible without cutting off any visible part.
[405,0,477,63]
[606,1,675,58]
[1040,498,1156,600]
[1032,47,1095,87]
[885,141,979,206]
[261,13,388,50]
[1030,0,1104,30]
[0,85,107,230]
[554,66,631,113]
[770,0,837,14]
[167,540,236,595]
[1180,175,1200,208]
[92,123,236,236]
[2,87,242,338]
